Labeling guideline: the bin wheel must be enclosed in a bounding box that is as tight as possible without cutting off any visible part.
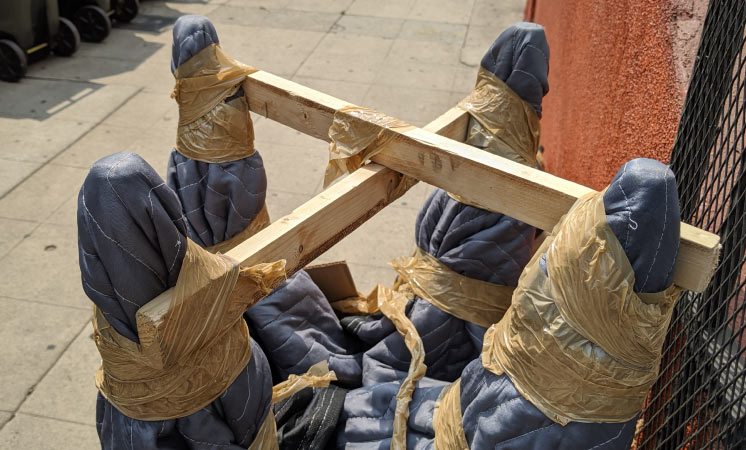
[114,0,139,23]
[0,39,27,82]
[53,17,81,56]
[73,5,112,43]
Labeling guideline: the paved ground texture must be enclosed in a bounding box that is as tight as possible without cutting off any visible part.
[0,0,524,447]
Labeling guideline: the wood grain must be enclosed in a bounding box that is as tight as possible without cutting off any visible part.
[243,71,720,292]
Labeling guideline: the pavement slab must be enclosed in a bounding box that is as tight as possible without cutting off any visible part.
[346,0,418,19]
[254,117,328,149]
[389,39,464,66]
[0,160,41,198]
[0,297,90,411]
[290,76,371,105]
[470,0,525,27]
[0,412,11,430]
[0,413,98,450]
[0,223,89,309]
[75,29,167,62]
[286,0,355,14]
[101,91,176,131]
[125,126,179,177]
[332,14,405,39]
[362,84,454,127]
[51,124,147,170]
[28,54,146,85]
[399,20,467,44]
[0,218,36,260]
[210,6,341,33]
[136,0,223,19]
[20,324,99,425]
[261,142,327,196]
[265,190,317,220]
[410,0,476,25]
[216,25,327,77]
[0,117,93,165]
[375,60,459,91]
[296,33,394,83]
[0,163,88,223]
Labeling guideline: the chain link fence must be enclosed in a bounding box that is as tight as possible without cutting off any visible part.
[634,0,746,448]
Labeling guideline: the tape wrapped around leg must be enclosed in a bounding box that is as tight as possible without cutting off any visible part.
[93,238,286,420]
[323,106,414,187]
[458,67,540,167]
[172,43,258,163]
[481,191,681,424]
[390,247,515,329]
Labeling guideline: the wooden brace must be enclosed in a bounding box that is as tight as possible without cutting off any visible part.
[137,68,721,340]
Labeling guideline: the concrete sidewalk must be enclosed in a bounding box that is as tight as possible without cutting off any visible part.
[0,0,524,447]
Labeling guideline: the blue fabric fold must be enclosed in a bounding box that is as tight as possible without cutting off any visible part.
[78,152,272,449]
[245,270,364,387]
[337,157,680,449]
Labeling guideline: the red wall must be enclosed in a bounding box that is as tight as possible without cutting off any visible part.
[527,0,702,190]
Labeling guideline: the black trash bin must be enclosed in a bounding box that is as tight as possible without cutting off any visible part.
[112,0,139,23]
[0,0,80,82]
[59,0,112,43]
[58,0,139,43]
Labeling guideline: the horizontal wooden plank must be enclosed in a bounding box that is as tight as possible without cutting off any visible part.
[244,71,347,142]
[243,70,720,292]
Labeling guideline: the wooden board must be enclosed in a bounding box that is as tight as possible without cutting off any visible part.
[136,105,469,341]
[243,70,720,293]
[226,105,469,274]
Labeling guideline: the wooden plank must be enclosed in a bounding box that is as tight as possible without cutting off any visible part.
[136,105,469,345]
[245,71,347,142]
[243,71,720,292]
[245,71,470,143]
[227,105,469,273]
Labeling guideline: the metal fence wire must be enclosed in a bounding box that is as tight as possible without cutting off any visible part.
[633,0,746,449]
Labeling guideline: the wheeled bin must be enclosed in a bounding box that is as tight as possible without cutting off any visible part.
[0,0,80,82]
[112,0,139,23]
[58,0,139,43]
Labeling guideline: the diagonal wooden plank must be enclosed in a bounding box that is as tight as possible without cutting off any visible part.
[229,105,469,272]
[136,105,470,349]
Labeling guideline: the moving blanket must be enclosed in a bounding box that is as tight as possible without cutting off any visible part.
[245,269,358,449]
[346,189,537,385]
[246,270,365,387]
[348,21,550,386]
[78,153,272,449]
[166,15,267,247]
[167,16,349,449]
[336,157,681,449]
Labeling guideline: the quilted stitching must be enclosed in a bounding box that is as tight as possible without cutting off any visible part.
[167,149,267,247]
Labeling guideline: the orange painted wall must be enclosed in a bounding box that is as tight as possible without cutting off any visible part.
[527,0,704,190]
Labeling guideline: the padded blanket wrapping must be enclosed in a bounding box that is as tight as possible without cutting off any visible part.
[352,188,535,386]
[336,378,447,450]
[167,15,267,248]
[335,362,637,450]
[167,150,267,247]
[245,270,365,387]
[78,152,272,449]
[336,158,680,449]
